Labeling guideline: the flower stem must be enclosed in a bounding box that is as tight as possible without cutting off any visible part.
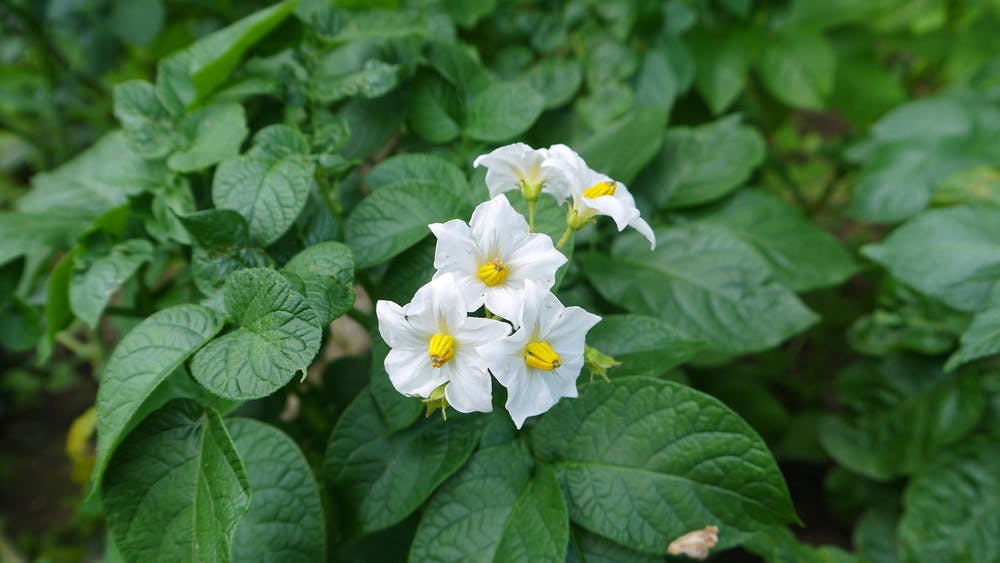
[528,200,536,232]
[555,227,575,251]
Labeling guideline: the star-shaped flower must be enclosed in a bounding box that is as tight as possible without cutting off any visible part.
[473,142,572,202]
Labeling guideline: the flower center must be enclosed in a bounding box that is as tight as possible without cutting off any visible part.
[477,260,509,287]
[583,180,616,199]
[428,333,456,368]
[525,341,562,371]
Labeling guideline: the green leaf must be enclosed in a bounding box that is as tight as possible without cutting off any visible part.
[693,190,857,291]
[464,81,545,142]
[190,268,322,400]
[378,237,437,304]
[0,296,39,352]
[156,0,298,111]
[634,48,678,114]
[567,528,660,563]
[180,208,254,250]
[581,226,817,354]
[19,132,168,220]
[109,0,165,47]
[946,302,1000,371]
[91,304,224,497]
[862,206,1000,312]
[281,241,356,325]
[585,314,704,378]
[530,377,797,553]
[228,419,326,563]
[409,442,568,562]
[407,72,463,143]
[212,128,316,246]
[635,115,765,209]
[181,209,273,296]
[577,108,667,185]
[346,154,466,268]
[759,31,835,109]
[853,507,901,563]
[0,212,87,267]
[819,358,985,480]
[310,59,400,104]
[524,58,583,109]
[899,440,1000,563]
[325,386,483,536]
[113,80,174,158]
[70,239,154,329]
[746,527,862,563]
[689,28,748,114]
[168,103,248,172]
[104,399,250,562]
[45,247,81,345]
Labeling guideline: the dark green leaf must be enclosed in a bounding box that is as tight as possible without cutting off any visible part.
[281,241,356,325]
[407,72,463,143]
[759,31,835,109]
[585,314,704,378]
[577,108,667,185]
[525,58,583,110]
[464,81,545,142]
[531,377,797,553]
[689,28,748,114]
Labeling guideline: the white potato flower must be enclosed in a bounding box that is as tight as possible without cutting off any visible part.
[376,274,510,414]
[429,194,567,321]
[473,142,572,202]
[483,280,600,428]
[546,144,656,249]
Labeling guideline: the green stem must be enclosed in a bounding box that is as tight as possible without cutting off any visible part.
[555,227,575,251]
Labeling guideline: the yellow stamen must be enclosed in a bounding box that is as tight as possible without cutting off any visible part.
[477,260,509,286]
[525,341,562,371]
[428,333,456,368]
[583,180,617,199]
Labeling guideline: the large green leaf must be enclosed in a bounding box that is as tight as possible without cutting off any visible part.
[228,419,326,563]
[91,304,224,497]
[156,0,298,111]
[409,442,568,562]
[104,400,250,561]
[212,127,316,246]
[325,386,483,536]
[0,212,87,267]
[70,239,154,329]
[585,314,704,378]
[190,268,322,400]
[759,31,835,109]
[567,528,661,563]
[635,115,765,209]
[946,301,1000,371]
[346,154,466,268]
[819,358,985,480]
[862,206,1000,312]
[525,58,583,110]
[407,72,463,143]
[168,103,248,172]
[693,191,857,291]
[581,226,817,354]
[181,209,273,296]
[113,80,175,158]
[281,241,356,326]
[577,108,667,185]
[463,81,545,142]
[689,28,748,114]
[899,440,1000,563]
[530,378,797,554]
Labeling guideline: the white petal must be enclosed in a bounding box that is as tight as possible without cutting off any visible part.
[410,275,467,334]
[503,369,558,429]
[546,306,601,354]
[585,190,638,231]
[458,316,511,347]
[376,300,427,349]
[429,220,480,274]
[473,143,546,198]
[483,283,528,324]
[505,233,566,286]
[481,331,530,387]
[629,215,657,249]
[470,194,531,260]
[443,355,493,413]
[517,281,566,338]
[540,364,581,404]
[385,348,444,398]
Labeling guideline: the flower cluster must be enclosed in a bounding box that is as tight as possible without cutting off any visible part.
[376,143,654,428]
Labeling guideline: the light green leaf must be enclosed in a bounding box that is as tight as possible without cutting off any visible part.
[45,247,81,346]
[168,103,248,172]
[346,154,466,268]
[70,239,154,329]
[190,268,322,400]
[581,225,817,354]
[530,377,797,553]
[585,314,704,378]
[409,442,568,562]
[577,108,667,184]
[464,81,545,142]
[689,28,748,114]
[310,59,400,104]
[90,304,224,497]
[0,212,87,267]
[946,302,1000,371]
[862,206,1000,312]
[156,0,298,111]
[525,58,583,109]
[759,31,835,109]
[634,48,678,114]
[325,386,483,536]
[104,400,250,562]
[109,0,165,47]
[635,115,764,209]
[407,72,463,143]
[212,129,316,246]
[693,191,857,291]
[819,358,985,480]
[113,80,174,158]
[899,440,1000,563]
[281,241,355,325]
[228,419,326,563]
